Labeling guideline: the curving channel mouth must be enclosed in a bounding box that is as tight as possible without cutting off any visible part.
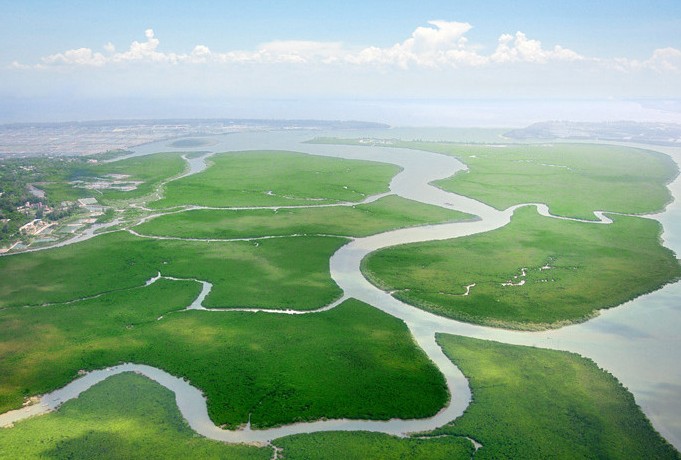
[1,131,680,449]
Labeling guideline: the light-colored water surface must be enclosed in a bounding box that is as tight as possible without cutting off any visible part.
[2,131,680,449]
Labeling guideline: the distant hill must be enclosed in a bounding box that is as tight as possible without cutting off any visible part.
[505,121,681,146]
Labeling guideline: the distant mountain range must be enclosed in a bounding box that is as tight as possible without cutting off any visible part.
[505,121,681,146]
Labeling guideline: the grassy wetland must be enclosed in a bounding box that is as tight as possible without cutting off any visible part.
[6,331,675,459]
[135,195,472,239]
[1,136,679,458]
[0,288,448,428]
[272,333,681,459]
[0,373,271,460]
[433,334,680,459]
[363,206,681,328]
[430,143,678,219]
[149,151,400,208]
[0,231,346,310]
[312,139,677,220]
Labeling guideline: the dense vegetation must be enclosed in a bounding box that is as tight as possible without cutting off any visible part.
[435,334,680,459]
[0,287,448,428]
[0,230,345,310]
[417,142,677,219]
[312,138,678,220]
[136,195,471,239]
[0,373,270,460]
[3,331,677,459]
[150,151,400,208]
[364,207,681,328]
[274,432,473,459]
[2,140,679,457]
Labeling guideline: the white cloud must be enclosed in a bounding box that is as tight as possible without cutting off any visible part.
[8,60,31,70]
[110,29,175,63]
[639,47,681,72]
[610,47,681,73]
[258,40,344,62]
[346,20,483,68]
[37,29,184,67]
[42,47,108,66]
[10,21,677,76]
[490,32,584,64]
[210,40,344,64]
[344,22,584,68]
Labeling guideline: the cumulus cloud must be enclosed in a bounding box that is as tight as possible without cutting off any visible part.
[42,47,108,66]
[490,32,584,64]
[613,47,681,72]
[10,22,678,74]
[37,29,190,66]
[346,20,484,68]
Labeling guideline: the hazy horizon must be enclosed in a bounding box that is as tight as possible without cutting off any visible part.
[2,98,681,128]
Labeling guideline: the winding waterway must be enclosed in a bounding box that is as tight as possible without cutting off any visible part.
[2,131,680,449]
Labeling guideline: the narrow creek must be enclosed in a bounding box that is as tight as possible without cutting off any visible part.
[2,131,680,449]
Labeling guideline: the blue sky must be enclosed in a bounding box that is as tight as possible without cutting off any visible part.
[1,1,680,123]
[3,0,679,57]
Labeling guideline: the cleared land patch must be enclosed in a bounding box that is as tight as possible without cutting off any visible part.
[363,207,681,328]
[0,288,448,429]
[434,334,680,459]
[41,152,186,204]
[136,195,472,239]
[0,231,345,310]
[149,151,400,208]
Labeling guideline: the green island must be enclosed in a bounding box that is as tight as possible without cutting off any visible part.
[0,285,447,427]
[431,334,680,460]
[311,139,677,220]
[273,334,679,459]
[430,143,677,220]
[150,151,400,208]
[0,231,346,310]
[316,136,681,329]
[363,206,681,328]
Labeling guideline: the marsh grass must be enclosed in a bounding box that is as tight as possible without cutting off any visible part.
[0,231,345,310]
[435,334,680,459]
[408,142,677,220]
[0,290,448,429]
[363,207,681,328]
[149,151,400,208]
[0,373,270,460]
[136,195,472,239]
[274,431,473,459]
